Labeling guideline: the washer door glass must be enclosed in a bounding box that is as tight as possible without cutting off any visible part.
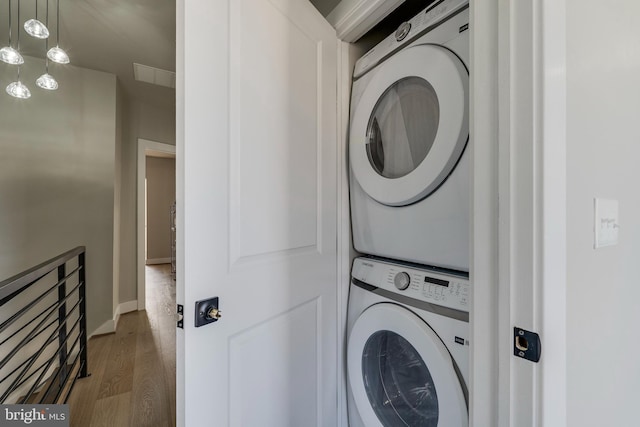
[362,330,439,426]
[347,303,467,427]
[367,77,440,179]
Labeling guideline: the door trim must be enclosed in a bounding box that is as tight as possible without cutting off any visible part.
[327,0,405,43]
[468,1,499,424]
[490,0,567,425]
[136,138,176,311]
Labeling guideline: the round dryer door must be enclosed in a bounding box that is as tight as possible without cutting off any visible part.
[350,44,468,206]
[347,303,467,427]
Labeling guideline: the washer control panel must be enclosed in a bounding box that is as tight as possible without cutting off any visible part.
[352,257,470,312]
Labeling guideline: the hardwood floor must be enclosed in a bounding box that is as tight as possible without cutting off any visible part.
[68,265,176,427]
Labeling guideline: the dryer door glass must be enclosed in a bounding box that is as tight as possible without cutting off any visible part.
[366,77,440,179]
[349,44,468,206]
[362,330,439,426]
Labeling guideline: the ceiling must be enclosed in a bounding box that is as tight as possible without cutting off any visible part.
[0,0,424,108]
[309,0,342,17]
[0,0,176,107]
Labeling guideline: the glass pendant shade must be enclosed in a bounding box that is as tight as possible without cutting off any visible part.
[36,73,58,90]
[7,81,31,99]
[24,19,49,39]
[47,46,69,64]
[0,46,24,64]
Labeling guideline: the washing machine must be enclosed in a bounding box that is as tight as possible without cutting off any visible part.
[349,0,470,272]
[346,257,469,427]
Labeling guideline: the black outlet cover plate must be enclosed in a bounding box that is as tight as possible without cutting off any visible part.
[195,297,219,327]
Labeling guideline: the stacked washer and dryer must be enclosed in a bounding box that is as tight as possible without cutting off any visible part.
[346,0,471,426]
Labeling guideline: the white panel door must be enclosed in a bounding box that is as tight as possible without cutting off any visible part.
[177,0,338,426]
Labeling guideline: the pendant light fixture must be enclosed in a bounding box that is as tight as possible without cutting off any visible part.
[7,68,31,98]
[0,0,24,65]
[37,0,57,90]
[46,0,68,64]
[24,0,50,39]
[7,0,31,99]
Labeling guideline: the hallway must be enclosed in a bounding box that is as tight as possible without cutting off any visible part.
[68,265,176,427]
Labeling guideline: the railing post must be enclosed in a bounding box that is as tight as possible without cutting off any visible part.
[78,252,88,378]
[57,263,67,391]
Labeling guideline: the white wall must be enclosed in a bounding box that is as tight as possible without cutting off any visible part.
[119,99,175,302]
[0,56,117,335]
[566,1,640,425]
[146,157,176,261]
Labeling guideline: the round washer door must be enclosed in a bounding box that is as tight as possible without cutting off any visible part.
[347,303,467,427]
[350,44,468,206]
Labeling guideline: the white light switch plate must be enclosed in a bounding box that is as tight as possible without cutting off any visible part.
[594,198,619,248]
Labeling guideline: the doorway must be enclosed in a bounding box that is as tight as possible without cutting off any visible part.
[137,139,177,311]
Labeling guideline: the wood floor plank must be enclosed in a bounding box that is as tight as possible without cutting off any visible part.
[96,314,139,399]
[89,392,131,427]
[67,265,175,427]
[68,333,114,426]
[154,266,177,427]
[129,329,172,427]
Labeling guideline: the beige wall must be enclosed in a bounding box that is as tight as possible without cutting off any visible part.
[119,100,176,302]
[567,1,640,425]
[0,57,117,335]
[146,157,176,261]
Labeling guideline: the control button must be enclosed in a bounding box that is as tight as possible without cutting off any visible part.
[394,272,411,290]
[395,22,411,42]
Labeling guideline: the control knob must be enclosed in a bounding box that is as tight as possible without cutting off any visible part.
[395,22,411,42]
[393,272,411,290]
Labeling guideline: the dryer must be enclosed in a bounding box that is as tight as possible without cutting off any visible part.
[349,0,470,271]
[347,257,470,427]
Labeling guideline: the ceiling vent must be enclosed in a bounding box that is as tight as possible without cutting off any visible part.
[133,63,176,89]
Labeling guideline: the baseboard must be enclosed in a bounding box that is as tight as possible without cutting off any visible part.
[146,258,171,265]
[90,300,138,338]
[90,319,115,338]
[114,300,138,329]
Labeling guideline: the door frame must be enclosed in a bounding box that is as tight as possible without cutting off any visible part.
[136,138,176,311]
[493,0,568,425]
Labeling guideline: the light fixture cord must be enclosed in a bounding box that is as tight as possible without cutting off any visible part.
[16,0,20,50]
[8,0,12,46]
[56,0,60,45]
[45,0,49,72]
[35,0,38,21]
[16,0,19,80]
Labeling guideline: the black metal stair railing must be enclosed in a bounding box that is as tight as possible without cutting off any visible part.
[0,247,88,404]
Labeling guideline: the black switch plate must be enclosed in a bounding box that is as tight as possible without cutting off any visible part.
[195,297,219,327]
[514,327,541,363]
